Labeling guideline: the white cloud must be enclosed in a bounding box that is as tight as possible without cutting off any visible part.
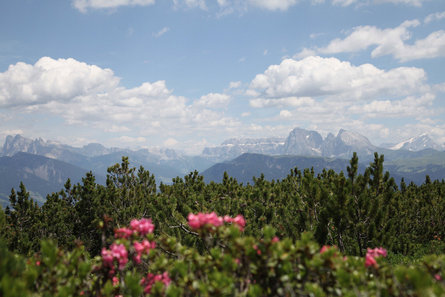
[279,109,292,118]
[245,56,441,144]
[373,0,428,7]
[0,57,119,107]
[424,11,445,24]
[332,0,428,6]
[308,20,445,62]
[164,137,179,147]
[0,57,240,153]
[173,0,207,10]
[347,93,436,118]
[73,0,155,12]
[228,81,242,89]
[105,125,131,133]
[247,0,298,11]
[332,0,357,6]
[112,135,147,144]
[293,48,316,59]
[153,27,170,38]
[194,93,231,108]
[249,56,427,100]
[250,96,314,108]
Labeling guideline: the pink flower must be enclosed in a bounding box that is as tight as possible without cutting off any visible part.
[130,218,155,236]
[112,276,119,286]
[133,254,141,264]
[233,215,246,231]
[115,227,133,239]
[365,247,386,268]
[188,212,246,231]
[223,215,232,223]
[133,239,156,264]
[110,244,128,270]
[188,213,201,229]
[101,248,114,268]
[435,274,442,281]
[365,254,377,268]
[205,212,224,227]
[367,247,387,258]
[188,212,223,230]
[272,236,280,243]
[134,241,144,254]
[141,272,171,294]
[320,245,330,254]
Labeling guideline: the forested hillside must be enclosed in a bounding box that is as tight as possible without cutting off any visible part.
[1,153,444,296]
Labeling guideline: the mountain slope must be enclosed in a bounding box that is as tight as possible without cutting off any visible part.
[0,152,97,207]
[202,151,445,185]
[202,137,285,162]
[388,134,444,151]
[1,135,215,184]
[202,153,351,184]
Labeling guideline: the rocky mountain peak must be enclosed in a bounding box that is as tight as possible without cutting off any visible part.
[337,129,373,148]
[390,134,443,151]
[283,128,323,156]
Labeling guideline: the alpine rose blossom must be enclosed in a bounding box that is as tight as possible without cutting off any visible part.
[101,244,129,270]
[233,215,246,231]
[101,248,114,268]
[365,247,387,268]
[115,227,133,239]
[188,212,246,231]
[141,272,171,294]
[187,212,223,229]
[365,254,378,268]
[133,239,156,264]
[130,218,155,236]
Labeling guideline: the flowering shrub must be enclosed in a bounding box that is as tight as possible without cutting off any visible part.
[187,212,245,231]
[1,213,444,297]
[365,247,387,268]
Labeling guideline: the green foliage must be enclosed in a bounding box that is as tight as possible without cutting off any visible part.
[0,154,444,296]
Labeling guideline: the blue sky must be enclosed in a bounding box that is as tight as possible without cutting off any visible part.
[1,0,444,154]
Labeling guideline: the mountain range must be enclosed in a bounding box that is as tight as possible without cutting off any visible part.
[1,128,444,207]
[202,128,444,162]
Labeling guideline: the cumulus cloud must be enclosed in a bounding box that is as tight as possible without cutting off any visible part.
[246,55,441,144]
[249,56,427,100]
[307,20,445,62]
[73,0,155,12]
[373,0,427,6]
[424,11,445,24]
[247,0,298,10]
[249,96,314,108]
[228,81,242,89]
[194,93,231,108]
[347,93,436,118]
[0,57,240,152]
[279,109,292,118]
[173,0,208,10]
[332,0,357,6]
[153,27,170,38]
[332,0,428,6]
[0,57,119,107]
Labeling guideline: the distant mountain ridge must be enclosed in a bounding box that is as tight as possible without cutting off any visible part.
[383,133,445,152]
[202,128,404,162]
[202,152,445,186]
[1,129,444,206]
[0,152,94,207]
[202,153,352,184]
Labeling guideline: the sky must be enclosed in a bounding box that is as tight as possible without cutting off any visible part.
[0,0,445,154]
